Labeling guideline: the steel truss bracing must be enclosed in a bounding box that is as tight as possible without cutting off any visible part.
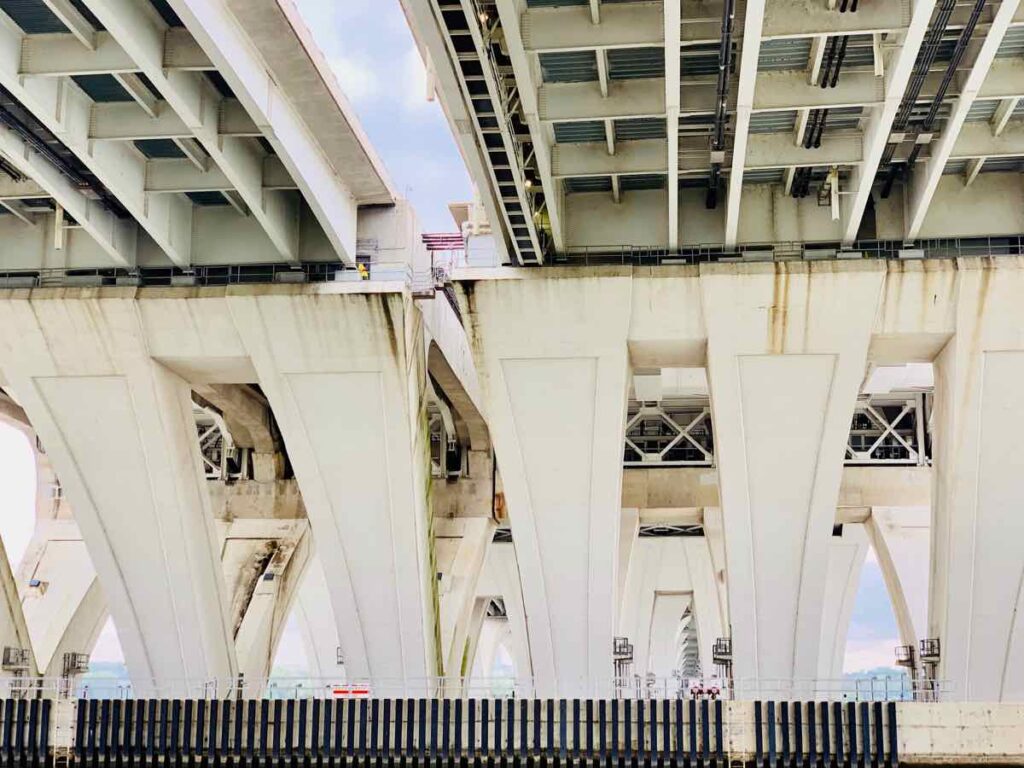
[846,393,930,466]
[623,392,931,468]
[638,524,705,538]
[624,401,714,467]
[193,404,252,482]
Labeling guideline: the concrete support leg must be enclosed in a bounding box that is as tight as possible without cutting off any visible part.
[0,537,36,683]
[293,555,342,680]
[616,508,640,620]
[225,521,311,683]
[931,259,1024,701]
[227,293,436,689]
[464,278,633,696]
[817,525,869,681]
[17,520,106,677]
[1,396,82,679]
[474,541,532,687]
[471,618,511,681]
[0,300,237,694]
[701,507,731,634]
[619,535,724,680]
[647,593,691,679]
[701,262,883,689]
[437,517,496,679]
[459,597,490,690]
[864,507,930,652]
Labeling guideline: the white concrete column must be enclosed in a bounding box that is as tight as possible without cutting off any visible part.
[864,507,930,652]
[702,506,731,632]
[464,277,633,696]
[647,593,691,679]
[931,258,1024,702]
[227,522,311,683]
[293,555,342,680]
[817,525,869,681]
[0,537,36,683]
[0,298,237,694]
[17,520,107,677]
[437,517,496,678]
[618,535,724,679]
[474,541,533,688]
[0,402,62,679]
[226,292,437,690]
[4,400,108,678]
[459,597,490,691]
[701,261,884,690]
[470,618,511,681]
[616,508,640,621]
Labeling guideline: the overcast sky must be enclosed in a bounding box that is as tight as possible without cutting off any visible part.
[294,0,474,234]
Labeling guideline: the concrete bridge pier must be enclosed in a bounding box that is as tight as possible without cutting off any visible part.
[226,292,438,691]
[618,534,724,680]
[701,261,884,692]
[293,555,342,680]
[930,259,1024,702]
[0,298,238,695]
[17,517,105,679]
[817,524,870,682]
[463,277,633,697]
[863,506,930,676]
[0,396,81,681]
[436,516,496,682]
[471,540,532,687]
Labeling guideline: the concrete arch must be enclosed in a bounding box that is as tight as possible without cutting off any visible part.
[864,507,930,654]
[618,534,724,679]
[0,395,76,680]
[5,378,314,690]
[470,541,532,688]
[293,554,343,681]
[817,524,870,681]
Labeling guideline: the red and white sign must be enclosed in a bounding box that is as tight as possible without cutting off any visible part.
[331,686,371,698]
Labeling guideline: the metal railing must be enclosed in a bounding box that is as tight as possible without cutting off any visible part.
[552,235,1024,267]
[1,233,1020,291]
[0,675,949,702]
[0,261,419,289]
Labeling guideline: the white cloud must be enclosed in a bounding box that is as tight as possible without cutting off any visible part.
[843,637,900,674]
[401,46,432,112]
[329,54,381,106]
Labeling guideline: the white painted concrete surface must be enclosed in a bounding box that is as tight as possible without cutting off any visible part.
[618,535,723,678]
[0,298,237,693]
[930,258,1024,701]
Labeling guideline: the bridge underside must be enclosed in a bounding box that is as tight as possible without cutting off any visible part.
[408,0,1024,263]
[0,0,1019,718]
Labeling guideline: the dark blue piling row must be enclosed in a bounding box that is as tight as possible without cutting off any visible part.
[0,695,900,767]
[60,696,740,765]
[0,698,48,767]
[753,700,899,768]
